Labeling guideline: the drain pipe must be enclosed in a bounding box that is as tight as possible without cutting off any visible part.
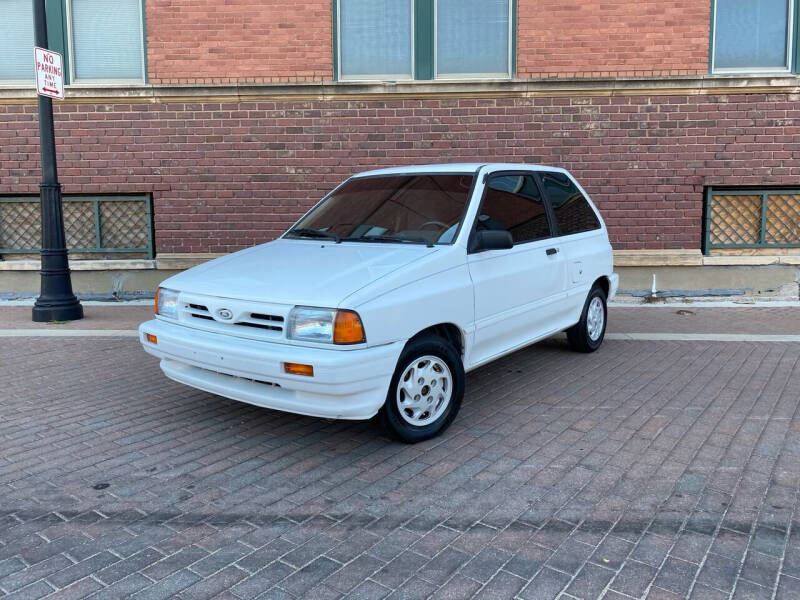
[644,273,663,303]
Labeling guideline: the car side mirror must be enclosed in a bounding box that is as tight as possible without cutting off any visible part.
[469,229,514,253]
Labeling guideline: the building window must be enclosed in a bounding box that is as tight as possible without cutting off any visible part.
[0,0,145,84]
[712,0,795,73]
[0,0,35,82]
[68,0,146,82]
[335,0,514,81]
[435,0,510,78]
[704,188,800,253]
[338,0,413,80]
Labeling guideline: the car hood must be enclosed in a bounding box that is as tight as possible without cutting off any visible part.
[161,238,439,307]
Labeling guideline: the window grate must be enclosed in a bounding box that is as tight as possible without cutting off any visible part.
[704,189,800,252]
[0,195,153,257]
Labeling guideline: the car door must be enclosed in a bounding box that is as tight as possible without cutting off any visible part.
[538,171,606,324]
[466,172,568,368]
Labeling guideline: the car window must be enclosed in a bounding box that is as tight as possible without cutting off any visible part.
[288,174,474,245]
[477,174,551,244]
[539,172,601,236]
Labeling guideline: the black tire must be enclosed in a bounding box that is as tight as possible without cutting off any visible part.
[566,285,607,353]
[379,334,465,443]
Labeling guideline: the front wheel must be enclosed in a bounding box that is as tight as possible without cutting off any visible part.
[379,335,465,443]
[566,285,607,353]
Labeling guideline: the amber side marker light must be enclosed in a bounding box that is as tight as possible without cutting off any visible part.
[334,310,366,344]
[284,362,314,377]
[145,333,158,344]
[154,288,160,315]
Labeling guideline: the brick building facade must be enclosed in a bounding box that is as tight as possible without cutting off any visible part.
[1,0,799,296]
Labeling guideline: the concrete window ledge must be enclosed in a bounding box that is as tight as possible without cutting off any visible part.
[613,250,800,267]
[1,251,797,271]
[0,259,157,271]
[0,254,223,271]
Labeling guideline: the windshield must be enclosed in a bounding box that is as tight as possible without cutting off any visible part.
[286,173,475,246]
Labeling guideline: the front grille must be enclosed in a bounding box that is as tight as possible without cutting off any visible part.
[238,321,282,332]
[251,312,283,323]
[186,303,213,320]
[178,296,288,340]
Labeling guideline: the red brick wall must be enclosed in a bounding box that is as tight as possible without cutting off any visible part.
[516,0,710,78]
[145,0,332,84]
[2,92,797,253]
[144,0,711,83]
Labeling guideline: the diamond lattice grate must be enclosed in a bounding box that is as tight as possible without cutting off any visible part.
[0,202,41,250]
[766,194,800,245]
[709,195,762,245]
[0,196,151,255]
[99,201,149,249]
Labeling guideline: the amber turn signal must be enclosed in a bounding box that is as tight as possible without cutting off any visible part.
[154,287,161,315]
[145,333,158,344]
[284,362,314,377]
[333,310,366,344]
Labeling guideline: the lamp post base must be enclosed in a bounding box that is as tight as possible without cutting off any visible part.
[32,297,84,322]
[32,183,84,323]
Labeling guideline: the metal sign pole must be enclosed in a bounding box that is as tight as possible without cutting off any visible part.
[31,0,83,322]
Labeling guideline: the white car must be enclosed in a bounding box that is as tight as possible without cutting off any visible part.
[140,164,618,442]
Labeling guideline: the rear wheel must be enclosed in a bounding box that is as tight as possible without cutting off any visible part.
[566,285,607,353]
[380,335,465,443]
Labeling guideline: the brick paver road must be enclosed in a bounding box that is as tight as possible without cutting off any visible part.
[1,307,799,600]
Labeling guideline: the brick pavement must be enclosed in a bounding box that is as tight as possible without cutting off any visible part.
[0,307,799,599]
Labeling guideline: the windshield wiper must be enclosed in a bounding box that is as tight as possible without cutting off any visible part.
[286,228,341,243]
[342,235,433,248]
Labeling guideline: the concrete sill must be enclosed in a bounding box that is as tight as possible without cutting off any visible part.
[3,74,800,104]
[1,251,797,272]
[0,259,156,271]
[614,250,800,267]
[614,250,702,267]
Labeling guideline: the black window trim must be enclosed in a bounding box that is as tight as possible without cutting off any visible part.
[536,170,603,239]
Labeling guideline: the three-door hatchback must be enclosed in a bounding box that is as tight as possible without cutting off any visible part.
[140,163,618,442]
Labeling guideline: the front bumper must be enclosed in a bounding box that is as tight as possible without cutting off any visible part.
[138,319,403,420]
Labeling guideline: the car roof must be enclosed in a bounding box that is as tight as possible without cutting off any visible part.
[351,163,570,177]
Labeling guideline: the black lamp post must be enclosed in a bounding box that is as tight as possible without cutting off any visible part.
[31,0,83,322]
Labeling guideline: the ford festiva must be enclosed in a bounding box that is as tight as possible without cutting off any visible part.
[140,164,618,442]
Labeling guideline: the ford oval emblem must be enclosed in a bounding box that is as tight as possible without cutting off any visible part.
[217,308,233,321]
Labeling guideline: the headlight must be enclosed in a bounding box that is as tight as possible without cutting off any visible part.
[288,306,366,344]
[155,287,180,319]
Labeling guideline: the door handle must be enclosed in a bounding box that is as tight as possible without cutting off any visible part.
[546,247,558,256]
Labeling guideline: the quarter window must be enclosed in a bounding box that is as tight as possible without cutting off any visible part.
[540,172,601,237]
[478,175,551,244]
[712,0,794,73]
[336,0,514,81]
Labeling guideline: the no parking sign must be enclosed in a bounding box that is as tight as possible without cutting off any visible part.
[34,46,64,100]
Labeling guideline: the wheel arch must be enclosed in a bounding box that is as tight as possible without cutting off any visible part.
[406,323,466,359]
[593,276,610,298]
